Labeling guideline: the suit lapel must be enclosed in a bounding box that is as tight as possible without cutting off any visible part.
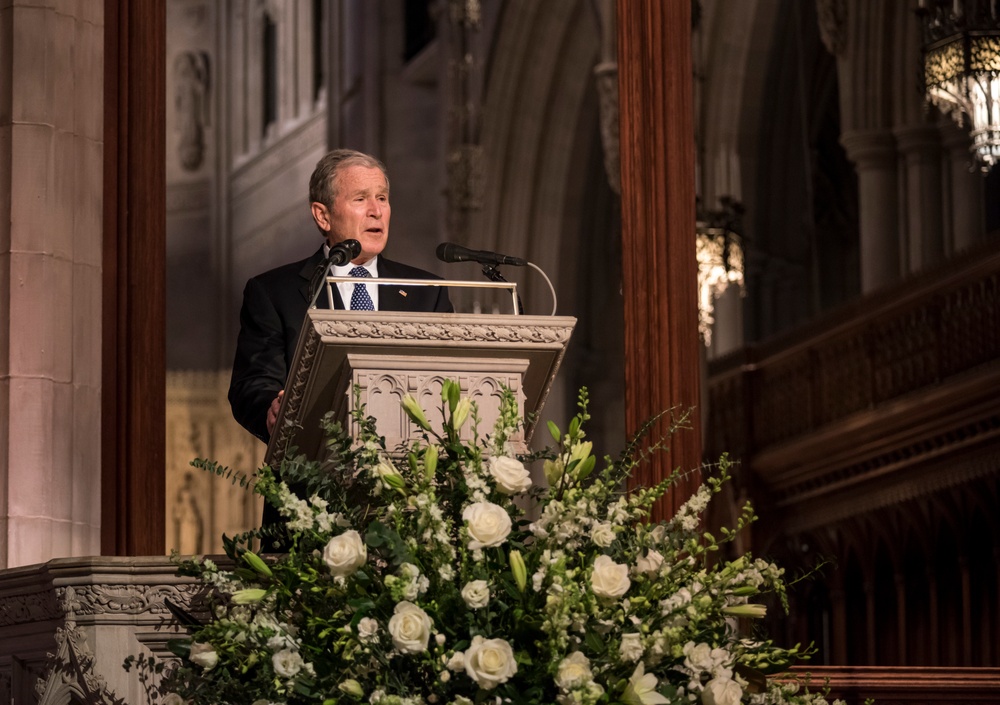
[377,257,410,312]
[299,246,345,309]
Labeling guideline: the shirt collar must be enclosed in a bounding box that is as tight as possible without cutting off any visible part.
[323,243,379,277]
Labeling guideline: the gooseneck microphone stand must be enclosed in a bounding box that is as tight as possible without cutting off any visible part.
[480,264,525,315]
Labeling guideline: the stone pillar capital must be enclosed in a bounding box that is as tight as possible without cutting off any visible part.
[893,124,943,160]
[840,129,897,169]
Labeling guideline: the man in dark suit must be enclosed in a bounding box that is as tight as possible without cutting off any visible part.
[229,149,453,443]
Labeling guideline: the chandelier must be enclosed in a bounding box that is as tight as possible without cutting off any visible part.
[696,196,745,347]
[918,0,1000,171]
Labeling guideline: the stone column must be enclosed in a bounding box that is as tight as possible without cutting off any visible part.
[0,1,104,567]
[894,125,944,275]
[942,123,986,254]
[841,129,901,294]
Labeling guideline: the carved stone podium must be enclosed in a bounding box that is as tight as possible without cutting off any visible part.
[266,311,577,465]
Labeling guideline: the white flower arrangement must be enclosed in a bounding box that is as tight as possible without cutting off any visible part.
[132,382,844,705]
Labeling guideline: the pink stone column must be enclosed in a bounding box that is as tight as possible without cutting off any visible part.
[0,1,104,567]
[841,129,901,294]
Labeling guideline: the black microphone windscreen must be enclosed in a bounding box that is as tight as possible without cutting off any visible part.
[436,242,463,263]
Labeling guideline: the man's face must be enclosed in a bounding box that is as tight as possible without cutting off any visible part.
[311,164,390,263]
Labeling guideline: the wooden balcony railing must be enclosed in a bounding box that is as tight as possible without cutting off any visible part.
[705,241,1000,521]
[789,666,1000,704]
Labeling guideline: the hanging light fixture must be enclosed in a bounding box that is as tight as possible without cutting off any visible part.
[696,196,745,347]
[918,0,1000,171]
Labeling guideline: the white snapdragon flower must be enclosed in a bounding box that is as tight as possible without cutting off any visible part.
[590,522,616,548]
[272,648,304,678]
[591,555,631,599]
[388,601,433,653]
[619,632,644,662]
[322,530,367,577]
[461,580,490,609]
[446,652,466,671]
[188,642,218,670]
[462,502,512,550]
[634,549,664,576]
[488,455,532,494]
[701,676,743,705]
[463,635,517,690]
[554,651,593,691]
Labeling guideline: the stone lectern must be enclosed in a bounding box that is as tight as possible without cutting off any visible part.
[265,309,577,465]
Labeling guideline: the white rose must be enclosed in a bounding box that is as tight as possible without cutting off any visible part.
[161,695,187,705]
[463,635,517,690]
[322,530,367,577]
[590,522,616,548]
[591,554,631,599]
[462,502,512,550]
[702,677,743,705]
[272,648,304,677]
[488,456,532,495]
[620,632,644,662]
[635,549,664,576]
[356,617,379,642]
[388,601,433,653]
[555,651,593,691]
[461,580,490,609]
[188,642,218,670]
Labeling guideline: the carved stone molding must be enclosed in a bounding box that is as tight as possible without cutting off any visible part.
[231,111,325,195]
[816,0,847,56]
[36,622,121,705]
[0,558,206,705]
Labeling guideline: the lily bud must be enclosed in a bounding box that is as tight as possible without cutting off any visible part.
[509,549,527,592]
[423,444,438,480]
[451,398,472,430]
[401,394,432,431]
[230,588,267,604]
[375,461,406,491]
[722,603,767,618]
[338,679,365,698]
[242,551,272,578]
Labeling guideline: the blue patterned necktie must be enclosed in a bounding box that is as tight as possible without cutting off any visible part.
[349,266,375,311]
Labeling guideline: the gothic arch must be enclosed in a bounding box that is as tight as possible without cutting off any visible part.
[472,1,623,442]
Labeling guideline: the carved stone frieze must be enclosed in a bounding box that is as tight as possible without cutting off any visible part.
[56,583,209,619]
[0,590,62,627]
[312,317,574,345]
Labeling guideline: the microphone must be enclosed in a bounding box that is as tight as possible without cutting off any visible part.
[329,239,362,266]
[308,239,362,305]
[436,242,527,267]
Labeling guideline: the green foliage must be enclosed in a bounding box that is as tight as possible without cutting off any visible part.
[142,384,842,705]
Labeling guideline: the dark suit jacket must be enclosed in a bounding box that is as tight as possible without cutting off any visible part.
[229,248,453,442]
